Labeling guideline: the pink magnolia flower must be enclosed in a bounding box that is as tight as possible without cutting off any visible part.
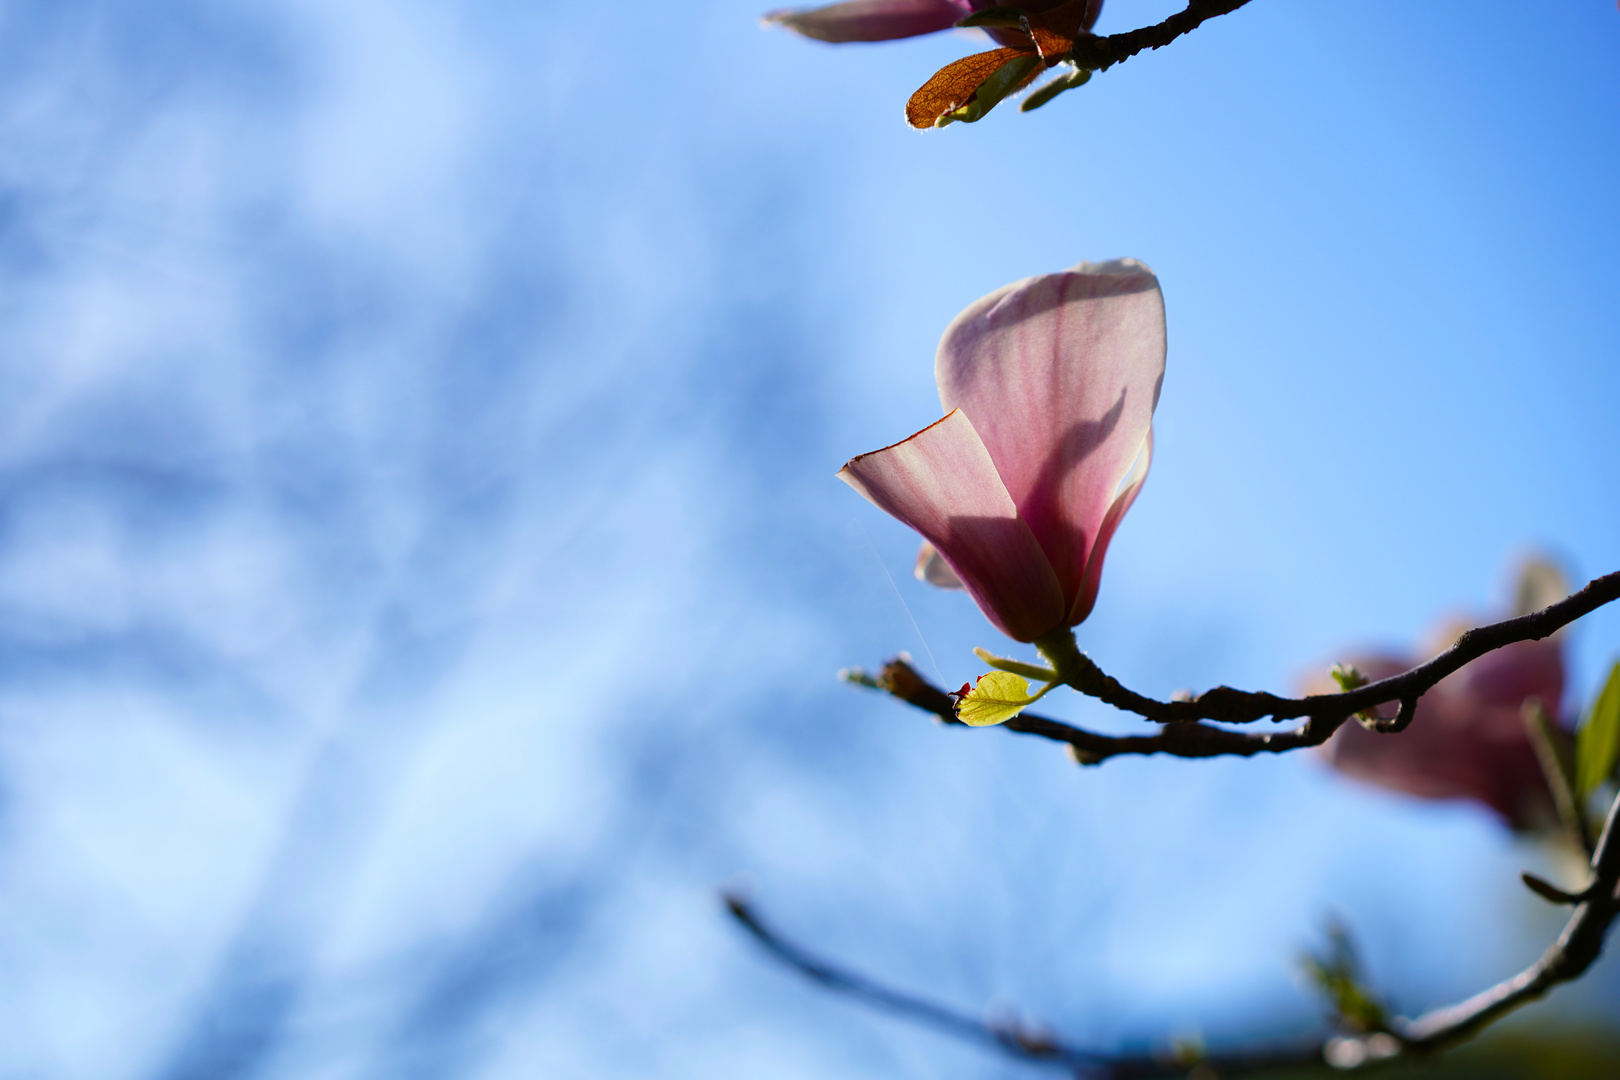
[763,0,1102,47]
[1315,564,1571,831]
[838,260,1165,643]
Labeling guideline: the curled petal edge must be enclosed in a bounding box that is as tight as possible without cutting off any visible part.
[1069,427,1152,626]
[839,409,1066,642]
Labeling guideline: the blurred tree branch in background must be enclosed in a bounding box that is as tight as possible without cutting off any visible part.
[728,779,1620,1073]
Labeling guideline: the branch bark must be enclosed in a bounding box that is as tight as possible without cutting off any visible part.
[1067,0,1255,73]
[856,570,1620,765]
[866,656,1327,763]
[1399,792,1620,1050]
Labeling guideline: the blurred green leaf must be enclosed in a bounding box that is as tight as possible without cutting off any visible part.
[1301,921,1389,1034]
[1575,660,1620,799]
[1523,697,1587,846]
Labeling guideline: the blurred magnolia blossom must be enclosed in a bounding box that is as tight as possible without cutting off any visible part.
[762,0,1105,126]
[838,260,1164,643]
[1313,559,1573,832]
[763,0,1101,45]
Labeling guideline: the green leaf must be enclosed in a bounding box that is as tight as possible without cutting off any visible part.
[1301,921,1390,1034]
[1328,662,1386,728]
[1329,662,1368,691]
[1575,660,1620,799]
[1522,698,1585,843]
[1020,66,1091,112]
[954,670,1050,727]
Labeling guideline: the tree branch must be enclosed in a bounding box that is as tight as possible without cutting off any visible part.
[1068,0,1256,73]
[860,655,1330,764]
[1398,791,1620,1050]
[1062,570,1619,727]
[725,891,1322,1076]
[726,793,1620,1075]
[853,571,1620,766]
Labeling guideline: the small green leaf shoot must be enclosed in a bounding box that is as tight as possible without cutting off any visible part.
[954,670,1053,727]
[972,646,1058,683]
[1301,920,1390,1034]
[1020,66,1091,112]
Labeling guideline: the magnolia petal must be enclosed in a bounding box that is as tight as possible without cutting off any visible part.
[762,0,969,42]
[968,0,1103,47]
[1326,689,1562,831]
[1318,655,1493,802]
[1017,0,1104,31]
[1512,555,1569,619]
[1452,637,1565,718]
[1021,0,1099,62]
[1068,427,1150,625]
[839,409,1065,642]
[936,259,1165,625]
[915,541,965,588]
[1315,634,1569,832]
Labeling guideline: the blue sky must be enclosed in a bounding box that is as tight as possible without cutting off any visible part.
[0,1,1617,1077]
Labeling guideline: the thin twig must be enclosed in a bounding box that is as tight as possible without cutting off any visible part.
[1068,0,1255,73]
[866,655,1344,764]
[726,796,1620,1076]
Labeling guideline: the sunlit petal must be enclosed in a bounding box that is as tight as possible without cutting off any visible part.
[936,259,1164,622]
[839,409,1065,641]
[1069,427,1150,625]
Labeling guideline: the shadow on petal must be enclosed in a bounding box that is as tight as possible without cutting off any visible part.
[937,514,1066,641]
